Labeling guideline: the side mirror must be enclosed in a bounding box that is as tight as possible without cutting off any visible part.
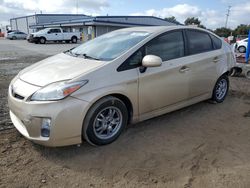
[47,31,51,34]
[142,55,162,67]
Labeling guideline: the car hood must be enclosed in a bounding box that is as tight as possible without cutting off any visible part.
[19,53,105,87]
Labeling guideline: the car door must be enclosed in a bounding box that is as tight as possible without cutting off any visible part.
[46,29,54,40]
[54,29,63,40]
[184,29,220,98]
[19,32,25,39]
[138,30,190,116]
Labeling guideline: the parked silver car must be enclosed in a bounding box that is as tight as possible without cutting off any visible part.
[7,31,27,40]
[8,26,236,147]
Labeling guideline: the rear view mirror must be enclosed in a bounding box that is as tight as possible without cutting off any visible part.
[47,31,51,34]
[142,55,162,67]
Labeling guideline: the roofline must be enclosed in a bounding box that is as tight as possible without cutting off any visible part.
[10,14,87,21]
[93,20,169,26]
[95,16,181,25]
[29,18,176,29]
[10,14,181,25]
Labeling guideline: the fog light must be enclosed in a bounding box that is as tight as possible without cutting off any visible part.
[41,118,51,137]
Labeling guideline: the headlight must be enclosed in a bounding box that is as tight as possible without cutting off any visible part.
[30,80,88,101]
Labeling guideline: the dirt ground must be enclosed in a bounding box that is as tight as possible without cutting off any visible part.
[1,40,250,188]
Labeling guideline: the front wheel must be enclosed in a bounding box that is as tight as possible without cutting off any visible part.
[39,37,46,44]
[211,75,229,103]
[71,36,77,43]
[83,96,128,146]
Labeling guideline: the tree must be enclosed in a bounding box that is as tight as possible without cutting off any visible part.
[233,24,250,36]
[165,16,177,23]
[184,17,206,29]
[184,17,200,26]
[214,27,232,37]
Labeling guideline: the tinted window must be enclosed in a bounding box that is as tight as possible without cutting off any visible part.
[145,31,184,61]
[210,34,222,49]
[117,49,143,71]
[50,29,61,33]
[186,30,213,55]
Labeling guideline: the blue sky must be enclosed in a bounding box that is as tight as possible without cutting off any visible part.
[0,0,249,29]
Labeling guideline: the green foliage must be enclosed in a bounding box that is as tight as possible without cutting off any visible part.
[164,16,177,22]
[214,27,232,37]
[233,24,250,36]
[184,17,206,29]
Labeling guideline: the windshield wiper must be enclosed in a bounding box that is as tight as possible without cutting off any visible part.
[82,54,100,60]
[64,48,78,57]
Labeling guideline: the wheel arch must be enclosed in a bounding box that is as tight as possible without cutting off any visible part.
[84,93,134,124]
[109,94,133,124]
[81,93,134,144]
[40,36,46,40]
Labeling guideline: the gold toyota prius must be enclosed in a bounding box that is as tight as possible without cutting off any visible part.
[8,26,236,147]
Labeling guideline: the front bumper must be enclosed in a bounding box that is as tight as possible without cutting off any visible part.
[27,35,39,43]
[8,80,90,147]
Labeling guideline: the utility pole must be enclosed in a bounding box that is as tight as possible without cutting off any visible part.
[225,5,232,28]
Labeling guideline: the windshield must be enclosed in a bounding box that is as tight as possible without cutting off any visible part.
[37,28,50,33]
[68,31,150,61]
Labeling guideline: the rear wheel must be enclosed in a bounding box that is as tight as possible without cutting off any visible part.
[83,96,128,146]
[39,37,46,44]
[245,68,250,79]
[71,36,77,43]
[211,75,229,103]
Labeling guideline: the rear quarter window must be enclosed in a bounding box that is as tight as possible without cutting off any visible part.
[210,34,222,50]
[186,30,213,55]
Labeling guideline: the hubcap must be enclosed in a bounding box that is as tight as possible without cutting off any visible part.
[215,79,228,100]
[239,47,246,53]
[93,107,122,140]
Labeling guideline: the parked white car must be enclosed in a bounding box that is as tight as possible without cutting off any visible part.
[235,38,248,53]
[7,31,27,40]
[27,28,81,44]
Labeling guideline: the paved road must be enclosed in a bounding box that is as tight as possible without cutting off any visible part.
[0,38,82,58]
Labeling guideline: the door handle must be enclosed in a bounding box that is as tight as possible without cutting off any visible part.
[179,66,190,73]
[213,57,220,63]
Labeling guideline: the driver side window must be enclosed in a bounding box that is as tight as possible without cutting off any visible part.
[145,31,184,61]
[117,49,143,72]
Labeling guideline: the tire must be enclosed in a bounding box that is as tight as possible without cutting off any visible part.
[71,36,77,43]
[12,36,17,40]
[39,37,46,44]
[211,75,229,103]
[83,96,128,146]
[238,46,246,53]
[245,69,250,79]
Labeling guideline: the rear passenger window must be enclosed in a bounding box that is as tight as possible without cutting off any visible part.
[210,34,222,49]
[145,31,184,61]
[186,30,213,55]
